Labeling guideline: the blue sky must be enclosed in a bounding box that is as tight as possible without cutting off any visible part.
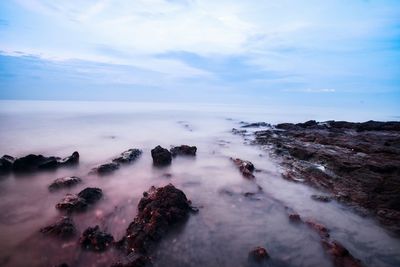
[0,0,399,114]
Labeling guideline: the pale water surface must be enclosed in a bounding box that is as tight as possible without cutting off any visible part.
[0,100,399,267]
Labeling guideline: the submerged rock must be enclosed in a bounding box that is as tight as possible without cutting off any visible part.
[48,176,82,191]
[91,162,120,175]
[241,122,270,128]
[77,187,103,204]
[56,187,102,212]
[306,220,330,239]
[311,194,332,202]
[151,146,172,166]
[0,155,15,173]
[170,145,197,157]
[9,152,79,172]
[248,246,269,262]
[322,240,364,267]
[40,216,76,239]
[91,148,142,175]
[79,225,114,252]
[288,213,301,222]
[231,158,255,179]
[112,149,143,164]
[118,184,196,256]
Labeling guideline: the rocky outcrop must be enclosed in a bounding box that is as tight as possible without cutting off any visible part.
[115,184,196,266]
[56,187,102,212]
[40,216,76,239]
[48,176,82,191]
[170,145,197,157]
[254,120,400,235]
[79,225,114,252]
[151,146,172,166]
[231,158,255,179]
[0,152,79,173]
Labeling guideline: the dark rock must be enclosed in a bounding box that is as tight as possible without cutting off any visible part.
[231,158,255,179]
[249,246,269,262]
[232,128,247,135]
[111,253,153,267]
[77,187,103,204]
[241,122,270,128]
[151,146,172,166]
[119,184,195,254]
[311,195,332,202]
[53,264,69,267]
[288,213,302,222]
[40,216,76,238]
[113,149,142,164]
[170,145,197,157]
[91,162,120,175]
[56,194,88,212]
[322,240,364,267]
[11,152,79,172]
[0,155,14,173]
[56,187,102,212]
[79,225,114,252]
[59,151,79,165]
[306,220,330,239]
[48,176,82,191]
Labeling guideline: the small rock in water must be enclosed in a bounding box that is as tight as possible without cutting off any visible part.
[48,176,82,191]
[249,246,269,262]
[231,158,255,179]
[288,213,302,222]
[111,253,153,267]
[112,149,142,164]
[40,216,76,239]
[91,162,120,175]
[56,187,103,212]
[170,145,197,157]
[77,187,103,204]
[151,145,172,166]
[56,194,88,212]
[311,194,332,202]
[306,220,330,238]
[79,225,114,252]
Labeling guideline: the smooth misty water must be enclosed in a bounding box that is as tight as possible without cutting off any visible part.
[0,101,399,267]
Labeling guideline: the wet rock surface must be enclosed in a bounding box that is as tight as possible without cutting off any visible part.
[40,216,76,239]
[48,176,82,191]
[0,152,79,173]
[56,187,103,212]
[91,162,120,175]
[116,184,196,266]
[253,120,400,234]
[151,146,172,166]
[231,158,255,179]
[170,145,197,157]
[79,225,114,252]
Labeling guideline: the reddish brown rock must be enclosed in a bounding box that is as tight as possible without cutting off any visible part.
[248,246,269,262]
[306,220,330,238]
[322,240,364,267]
[231,158,255,179]
[79,225,114,252]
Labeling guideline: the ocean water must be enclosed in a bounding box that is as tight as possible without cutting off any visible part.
[0,100,399,267]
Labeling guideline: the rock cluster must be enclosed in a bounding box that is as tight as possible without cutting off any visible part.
[91,149,142,175]
[79,225,114,252]
[0,152,79,173]
[231,158,255,179]
[254,120,400,234]
[48,176,82,191]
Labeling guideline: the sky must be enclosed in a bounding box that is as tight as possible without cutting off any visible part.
[0,0,399,115]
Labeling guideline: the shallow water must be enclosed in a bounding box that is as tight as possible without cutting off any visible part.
[0,100,399,267]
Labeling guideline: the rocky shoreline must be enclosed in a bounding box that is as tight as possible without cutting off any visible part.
[240,120,400,235]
